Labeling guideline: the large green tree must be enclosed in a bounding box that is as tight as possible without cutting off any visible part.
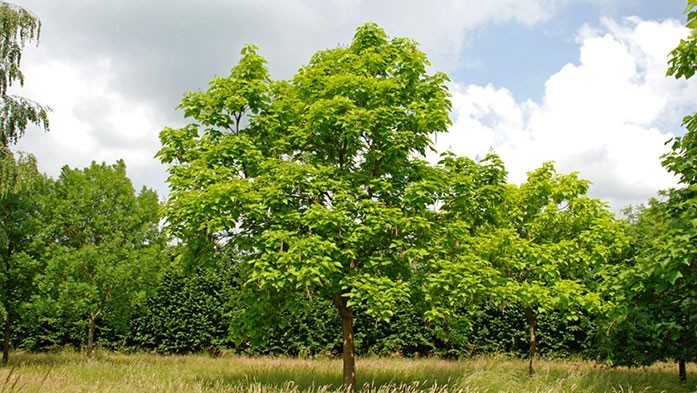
[33,160,163,358]
[663,7,697,362]
[159,23,451,390]
[0,2,48,147]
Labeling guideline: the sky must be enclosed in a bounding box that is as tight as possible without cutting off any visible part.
[10,0,697,212]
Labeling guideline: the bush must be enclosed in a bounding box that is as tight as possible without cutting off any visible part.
[130,265,234,354]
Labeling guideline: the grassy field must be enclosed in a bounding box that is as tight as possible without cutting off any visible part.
[1,351,695,393]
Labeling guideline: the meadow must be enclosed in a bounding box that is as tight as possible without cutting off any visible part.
[1,351,695,393]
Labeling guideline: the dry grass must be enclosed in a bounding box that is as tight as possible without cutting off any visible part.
[0,351,695,392]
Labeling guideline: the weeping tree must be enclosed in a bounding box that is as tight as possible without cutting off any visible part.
[0,2,49,147]
[159,23,451,391]
[0,1,49,367]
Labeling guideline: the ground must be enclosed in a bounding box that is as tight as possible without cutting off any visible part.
[0,351,695,392]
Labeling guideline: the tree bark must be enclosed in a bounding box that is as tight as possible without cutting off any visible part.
[2,314,11,366]
[87,314,95,359]
[523,307,537,376]
[679,358,686,384]
[333,292,356,392]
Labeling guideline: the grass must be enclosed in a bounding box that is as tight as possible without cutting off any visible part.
[0,351,695,392]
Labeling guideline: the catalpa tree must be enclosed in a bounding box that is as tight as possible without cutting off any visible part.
[428,162,627,376]
[604,0,697,383]
[158,23,451,390]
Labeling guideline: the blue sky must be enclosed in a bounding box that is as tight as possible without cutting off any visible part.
[12,0,697,211]
[459,0,688,101]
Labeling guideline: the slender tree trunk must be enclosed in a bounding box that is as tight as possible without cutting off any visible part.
[87,314,95,359]
[523,307,537,376]
[679,358,686,384]
[2,314,11,366]
[333,292,356,392]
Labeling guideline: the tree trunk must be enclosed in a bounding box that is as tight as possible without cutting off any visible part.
[333,292,356,392]
[679,358,686,384]
[2,314,11,366]
[87,314,95,359]
[523,307,537,376]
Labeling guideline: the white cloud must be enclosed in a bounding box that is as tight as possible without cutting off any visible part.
[13,59,168,195]
[12,0,583,197]
[437,17,696,211]
[10,1,689,208]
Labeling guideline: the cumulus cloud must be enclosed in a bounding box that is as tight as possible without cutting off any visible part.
[20,0,567,109]
[11,1,692,208]
[13,0,582,195]
[437,17,696,211]
[13,59,168,195]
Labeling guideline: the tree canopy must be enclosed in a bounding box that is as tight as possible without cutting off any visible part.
[32,160,163,358]
[159,22,451,391]
[428,161,626,375]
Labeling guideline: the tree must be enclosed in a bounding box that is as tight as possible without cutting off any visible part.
[423,152,509,330]
[33,160,163,358]
[132,256,235,354]
[597,202,696,384]
[0,151,44,365]
[604,0,697,383]
[0,2,49,366]
[159,23,451,391]
[428,162,626,376]
[0,2,48,147]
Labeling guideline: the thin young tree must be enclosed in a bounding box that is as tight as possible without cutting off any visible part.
[0,2,48,366]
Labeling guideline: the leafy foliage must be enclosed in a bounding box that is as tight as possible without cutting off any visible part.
[0,150,45,364]
[0,2,48,146]
[30,161,164,357]
[428,161,626,375]
[159,23,451,390]
[667,0,697,80]
[598,1,697,382]
[131,262,234,354]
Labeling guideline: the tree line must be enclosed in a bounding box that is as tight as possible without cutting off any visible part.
[1,1,696,391]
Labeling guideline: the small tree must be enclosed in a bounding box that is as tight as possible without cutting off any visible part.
[599,201,696,383]
[34,160,162,358]
[429,162,626,376]
[647,0,697,382]
[159,23,451,391]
